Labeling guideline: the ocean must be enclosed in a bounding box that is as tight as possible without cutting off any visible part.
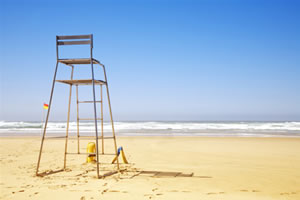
[0,121,299,137]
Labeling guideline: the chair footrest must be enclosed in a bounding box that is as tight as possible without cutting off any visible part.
[56,79,106,85]
[58,58,100,65]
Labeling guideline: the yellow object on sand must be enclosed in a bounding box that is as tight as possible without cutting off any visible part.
[121,149,128,164]
[112,146,128,164]
[86,142,96,163]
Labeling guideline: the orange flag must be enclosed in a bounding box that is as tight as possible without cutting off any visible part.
[43,103,49,110]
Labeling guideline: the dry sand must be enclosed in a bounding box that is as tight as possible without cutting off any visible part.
[1,136,300,200]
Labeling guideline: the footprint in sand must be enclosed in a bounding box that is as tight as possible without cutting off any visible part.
[207,192,217,195]
[101,189,108,194]
[280,192,289,195]
[108,190,120,193]
[144,194,155,199]
[80,196,85,200]
[280,192,296,195]
[206,192,225,195]
[240,189,260,193]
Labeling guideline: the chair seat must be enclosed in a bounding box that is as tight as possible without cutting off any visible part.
[58,58,100,65]
[56,79,106,85]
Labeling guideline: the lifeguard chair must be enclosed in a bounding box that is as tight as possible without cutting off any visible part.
[36,34,120,178]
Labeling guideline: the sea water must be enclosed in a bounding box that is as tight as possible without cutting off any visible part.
[0,121,299,137]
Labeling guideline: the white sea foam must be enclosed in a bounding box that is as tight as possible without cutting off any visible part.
[0,121,299,137]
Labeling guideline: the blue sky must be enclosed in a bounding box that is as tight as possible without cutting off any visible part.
[0,0,299,121]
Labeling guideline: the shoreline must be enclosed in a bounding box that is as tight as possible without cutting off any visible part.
[1,121,299,138]
[1,134,300,138]
[0,135,300,140]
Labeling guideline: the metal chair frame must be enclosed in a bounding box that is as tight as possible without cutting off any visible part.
[36,34,120,178]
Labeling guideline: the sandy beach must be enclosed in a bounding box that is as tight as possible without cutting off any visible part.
[0,136,300,200]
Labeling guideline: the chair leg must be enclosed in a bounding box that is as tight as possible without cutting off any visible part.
[101,85,104,154]
[76,85,80,154]
[91,60,100,178]
[36,61,59,176]
[102,65,120,170]
[64,66,74,169]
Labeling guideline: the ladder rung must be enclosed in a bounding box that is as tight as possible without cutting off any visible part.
[78,101,102,103]
[79,118,102,121]
[79,136,115,139]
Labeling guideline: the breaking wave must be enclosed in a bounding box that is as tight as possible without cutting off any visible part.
[0,121,299,137]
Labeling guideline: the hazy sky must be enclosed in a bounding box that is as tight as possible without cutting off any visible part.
[0,0,299,121]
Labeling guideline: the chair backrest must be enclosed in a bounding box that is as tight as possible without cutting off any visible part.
[56,34,93,59]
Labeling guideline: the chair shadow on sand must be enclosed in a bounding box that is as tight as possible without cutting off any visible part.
[36,168,212,179]
[128,170,212,179]
[36,169,65,177]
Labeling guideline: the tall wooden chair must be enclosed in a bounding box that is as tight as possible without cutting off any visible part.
[36,34,120,178]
